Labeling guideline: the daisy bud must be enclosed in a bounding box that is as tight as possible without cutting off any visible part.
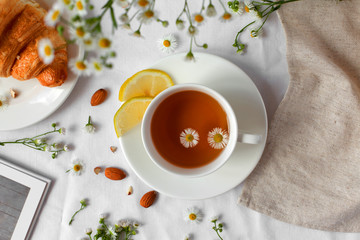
[59,128,66,135]
[85,228,92,235]
[176,19,185,30]
[63,145,69,152]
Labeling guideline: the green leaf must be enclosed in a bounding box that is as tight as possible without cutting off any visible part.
[110,7,118,31]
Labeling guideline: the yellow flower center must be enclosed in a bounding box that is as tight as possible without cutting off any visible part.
[52,10,60,21]
[144,10,154,18]
[76,27,86,37]
[44,45,52,56]
[63,0,71,5]
[76,1,84,10]
[84,39,92,45]
[245,6,249,12]
[138,0,149,7]
[185,134,194,142]
[189,213,197,221]
[213,134,223,143]
[98,38,111,48]
[223,13,232,20]
[73,164,81,172]
[194,14,204,23]
[163,40,171,47]
[93,62,102,71]
[75,61,87,70]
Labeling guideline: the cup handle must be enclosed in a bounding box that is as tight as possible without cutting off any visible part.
[237,132,262,144]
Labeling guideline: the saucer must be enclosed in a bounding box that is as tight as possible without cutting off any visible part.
[119,52,267,200]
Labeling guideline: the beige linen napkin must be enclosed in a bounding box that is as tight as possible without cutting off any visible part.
[239,0,360,232]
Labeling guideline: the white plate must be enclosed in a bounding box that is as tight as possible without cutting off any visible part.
[0,0,80,131]
[119,52,268,200]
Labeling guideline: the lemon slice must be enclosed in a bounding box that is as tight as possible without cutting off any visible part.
[119,69,174,102]
[114,97,153,137]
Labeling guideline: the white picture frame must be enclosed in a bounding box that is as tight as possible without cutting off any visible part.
[0,158,51,240]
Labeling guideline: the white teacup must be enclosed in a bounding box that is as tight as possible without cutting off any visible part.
[141,83,261,178]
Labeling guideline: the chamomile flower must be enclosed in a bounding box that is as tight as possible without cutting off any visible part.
[74,0,87,16]
[108,227,116,238]
[208,127,229,149]
[137,9,156,24]
[187,25,198,36]
[59,0,73,8]
[206,3,217,17]
[69,58,90,76]
[83,38,96,51]
[38,38,55,64]
[119,220,130,228]
[135,0,149,8]
[122,23,132,30]
[210,216,219,222]
[85,228,92,235]
[89,59,103,75]
[0,95,9,111]
[59,127,66,135]
[157,34,177,54]
[250,27,263,38]
[180,128,199,148]
[230,1,245,15]
[66,159,84,176]
[183,207,203,224]
[119,13,129,23]
[63,145,69,152]
[176,19,185,30]
[185,51,195,61]
[244,0,255,12]
[83,116,95,134]
[250,9,262,20]
[71,25,90,41]
[96,36,112,52]
[132,29,142,38]
[44,3,63,27]
[219,12,232,22]
[116,0,129,8]
[193,13,205,25]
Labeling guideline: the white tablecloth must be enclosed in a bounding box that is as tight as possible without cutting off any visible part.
[1,1,360,239]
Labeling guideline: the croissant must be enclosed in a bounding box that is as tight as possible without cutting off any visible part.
[0,0,68,87]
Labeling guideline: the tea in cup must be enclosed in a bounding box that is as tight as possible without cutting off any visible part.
[142,84,261,177]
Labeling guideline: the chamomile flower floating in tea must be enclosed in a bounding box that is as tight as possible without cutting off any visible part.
[38,38,55,65]
[158,34,178,54]
[44,2,63,27]
[0,95,9,111]
[208,127,229,149]
[66,159,85,176]
[184,207,203,224]
[180,128,199,148]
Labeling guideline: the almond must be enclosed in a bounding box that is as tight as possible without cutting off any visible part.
[110,146,117,153]
[9,88,17,98]
[105,167,126,180]
[140,190,157,208]
[94,167,102,175]
[91,89,107,106]
[127,186,133,195]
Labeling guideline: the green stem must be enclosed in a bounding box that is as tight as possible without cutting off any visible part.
[217,0,227,11]
[69,205,85,225]
[199,0,205,13]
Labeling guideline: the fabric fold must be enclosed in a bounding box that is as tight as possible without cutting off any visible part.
[239,0,360,232]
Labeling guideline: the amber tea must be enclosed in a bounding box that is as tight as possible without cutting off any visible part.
[150,90,229,169]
